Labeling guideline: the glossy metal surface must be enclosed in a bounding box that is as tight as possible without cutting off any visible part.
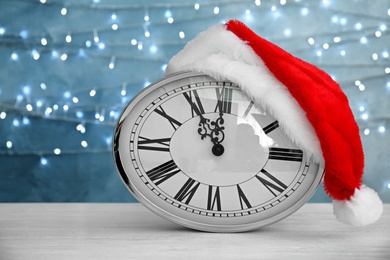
[113,71,324,232]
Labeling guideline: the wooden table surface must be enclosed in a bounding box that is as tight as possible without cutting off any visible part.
[0,203,389,260]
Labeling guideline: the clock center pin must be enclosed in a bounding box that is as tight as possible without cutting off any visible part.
[170,113,269,186]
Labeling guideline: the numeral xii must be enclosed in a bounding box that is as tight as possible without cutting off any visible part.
[215,87,233,114]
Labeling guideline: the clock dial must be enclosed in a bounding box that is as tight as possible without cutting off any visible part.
[114,71,323,232]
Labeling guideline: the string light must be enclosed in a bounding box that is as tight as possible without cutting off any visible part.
[11,52,18,61]
[6,141,13,149]
[93,29,99,43]
[0,112,6,119]
[355,22,362,30]
[20,30,28,39]
[61,7,67,16]
[13,119,20,127]
[98,43,105,49]
[144,8,150,21]
[322,43,329,50]
[121,83,127,96]
[31,49,40,60]
[61,53,68,61]
[40,157,48,165]
[41,37,48,46]
[89,89,96,97]
[360,37,368,44]
[65,33,72,43]
[149,45,157,53]
[0,0,389,203]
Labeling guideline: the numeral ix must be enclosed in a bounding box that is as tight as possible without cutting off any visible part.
[138,136,170,152]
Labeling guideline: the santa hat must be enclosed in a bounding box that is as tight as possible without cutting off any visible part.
[165,20,383,226]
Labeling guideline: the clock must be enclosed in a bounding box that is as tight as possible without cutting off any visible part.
[113,71,324,232]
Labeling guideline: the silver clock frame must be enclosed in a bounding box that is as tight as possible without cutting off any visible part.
[113,71,324,232]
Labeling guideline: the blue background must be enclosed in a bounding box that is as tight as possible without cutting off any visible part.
[0,0,389,203]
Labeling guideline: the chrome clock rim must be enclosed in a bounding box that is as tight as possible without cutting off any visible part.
[113,71,324,232]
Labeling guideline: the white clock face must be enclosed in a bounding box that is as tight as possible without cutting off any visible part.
[114,71,323,232]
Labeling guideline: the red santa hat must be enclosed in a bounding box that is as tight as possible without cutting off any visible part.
[165,20,383,226]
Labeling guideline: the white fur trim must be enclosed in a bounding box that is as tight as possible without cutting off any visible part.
[333,185,383,226]
[166,24,323,164]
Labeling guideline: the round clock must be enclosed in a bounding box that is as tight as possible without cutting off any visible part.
[113,71,324,232]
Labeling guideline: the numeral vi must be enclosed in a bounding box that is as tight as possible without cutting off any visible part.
[207,186,222,211]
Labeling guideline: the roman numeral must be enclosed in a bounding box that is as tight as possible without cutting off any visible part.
[269,147,303,162]
[242,101,254,118]
[262,120,279,134]
[138,136,170,152]
[174,178,200,205]
[207,186,221,211]
[237,185,252,210]
[256,169,288,196]
[214,87,233,114]
[183,90,205,117]
[145,160,180,186]
[154,106,182,130]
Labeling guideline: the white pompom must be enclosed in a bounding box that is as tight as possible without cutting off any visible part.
[332,185,383,226]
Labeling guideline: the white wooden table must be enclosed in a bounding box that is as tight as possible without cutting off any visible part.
[0,203,389,259]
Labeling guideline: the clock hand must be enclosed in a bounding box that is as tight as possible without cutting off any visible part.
[197,113,225,156]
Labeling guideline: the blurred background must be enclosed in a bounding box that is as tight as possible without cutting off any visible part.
[0,0,389,203]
